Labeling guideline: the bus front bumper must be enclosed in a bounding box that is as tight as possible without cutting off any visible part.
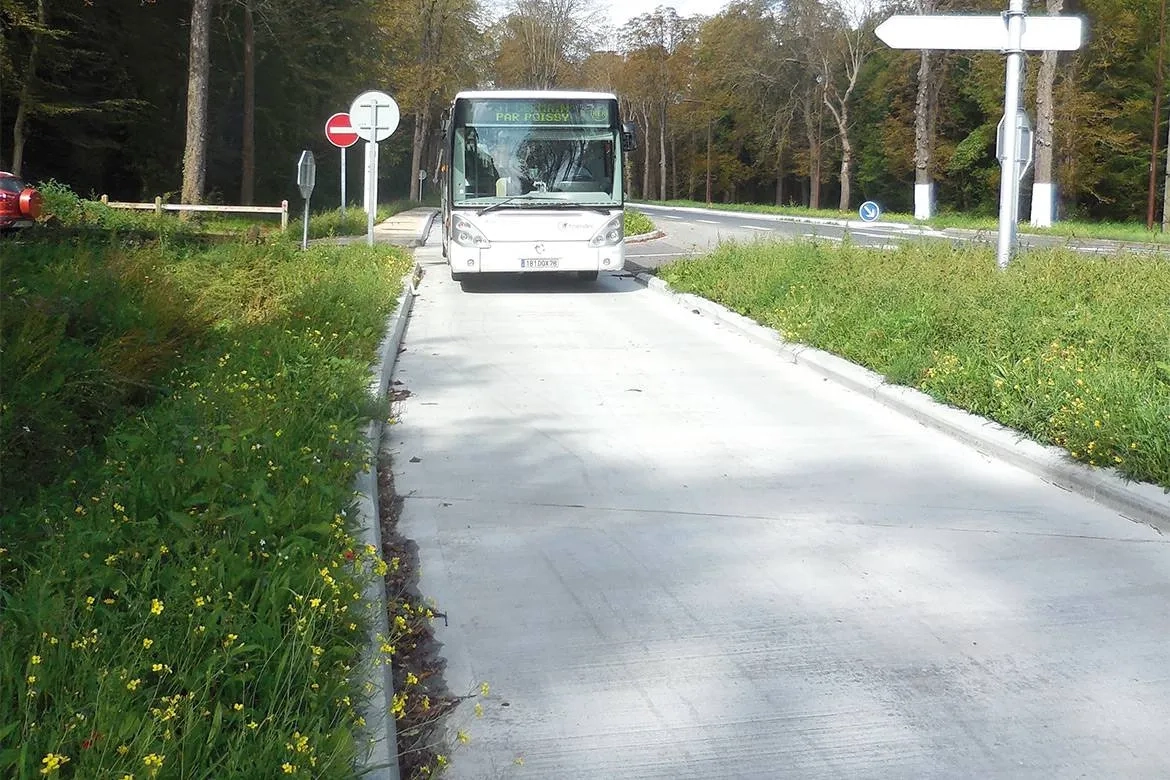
[448,242,624,274]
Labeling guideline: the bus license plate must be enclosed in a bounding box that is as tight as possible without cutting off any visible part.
[520,258,559,270]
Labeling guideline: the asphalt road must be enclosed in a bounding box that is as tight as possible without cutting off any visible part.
[626,203,1169,271]
[390,228,1170,778]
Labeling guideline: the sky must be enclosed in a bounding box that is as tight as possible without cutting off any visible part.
[605,0,729,28]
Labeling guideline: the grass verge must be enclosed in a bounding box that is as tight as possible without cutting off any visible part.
[639,198,1170,245]
[624,209,655,237]
[1,219,422,776]
[660,240,1170,490]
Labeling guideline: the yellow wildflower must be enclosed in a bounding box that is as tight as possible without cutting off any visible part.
[142,753,165,777]
[39,753,70,775]
[150,599,164,616]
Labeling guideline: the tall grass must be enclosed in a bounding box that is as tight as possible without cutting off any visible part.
[1,226,417,776]
[661,240,1170,489]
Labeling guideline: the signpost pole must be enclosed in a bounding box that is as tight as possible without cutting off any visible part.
[348,90,400,247]
[996,0,1027,270]
[367,138,378,247]
[297,150,316,251]
[340,148,346,221]
[362,142,372,217]
[302,198,311,250]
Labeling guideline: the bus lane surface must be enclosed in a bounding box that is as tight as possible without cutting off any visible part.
[389,242,1170,779]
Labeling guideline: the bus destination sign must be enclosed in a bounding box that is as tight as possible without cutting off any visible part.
[460,100,616,128]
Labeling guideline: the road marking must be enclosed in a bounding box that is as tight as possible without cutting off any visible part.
[659,215,683,219]
[744,225,773,231]
[697,219,720,224]
[627,251,704,258]
[850,230,899,239]
[802,233,844,242]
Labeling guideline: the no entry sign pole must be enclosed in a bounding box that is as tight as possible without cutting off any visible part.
[875,5,1084,268]
[325,113,359,220]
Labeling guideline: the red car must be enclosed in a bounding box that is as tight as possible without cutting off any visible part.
[0,172,42,231]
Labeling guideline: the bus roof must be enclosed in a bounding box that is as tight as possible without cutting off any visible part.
[453,90,618,102]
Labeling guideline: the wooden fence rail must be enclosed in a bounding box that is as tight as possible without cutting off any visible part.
[99,195,289,230]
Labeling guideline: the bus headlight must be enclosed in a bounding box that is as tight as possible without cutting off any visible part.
[588,215,623,247]
[452,215,490,248]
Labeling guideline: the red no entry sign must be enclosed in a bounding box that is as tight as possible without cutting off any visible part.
[325,112,359,148]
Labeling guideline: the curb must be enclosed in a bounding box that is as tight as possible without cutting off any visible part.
[353,264,421,780]
[631,271,1170,533]
[626,229,665,244]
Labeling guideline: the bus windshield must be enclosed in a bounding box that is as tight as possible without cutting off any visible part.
[452,126,621,206]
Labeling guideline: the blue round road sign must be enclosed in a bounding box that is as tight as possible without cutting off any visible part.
[859,201,881,222]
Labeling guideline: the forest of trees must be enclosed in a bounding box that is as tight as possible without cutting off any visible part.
[1,0,1166,224]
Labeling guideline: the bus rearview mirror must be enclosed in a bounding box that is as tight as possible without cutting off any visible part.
[621,123,638,152]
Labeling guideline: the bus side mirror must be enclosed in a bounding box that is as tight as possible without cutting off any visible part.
[621,122,637,152]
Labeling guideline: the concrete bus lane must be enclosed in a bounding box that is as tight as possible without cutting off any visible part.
[389,240,1170,778]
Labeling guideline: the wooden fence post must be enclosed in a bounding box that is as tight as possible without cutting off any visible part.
[281,200,289,231]
[154,196,163,216]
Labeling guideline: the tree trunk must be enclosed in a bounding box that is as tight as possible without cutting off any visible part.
[1031,0,1064,226]
[658,101,667,201]
[240,0,255,205]
[1148,0,1166,229]
[914,49,936,219]
[181,0,213,207]
[12,0,47,177]
[775,143,785,206]
[640,104,651,199]
[837,134,851,210]
[1163,105,1169,230]
[804,90,822,209]
[670,135,677,199]
[410,108,426,201]
[809,136,821,209]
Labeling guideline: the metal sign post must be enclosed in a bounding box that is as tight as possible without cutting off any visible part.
[296,150,316,250]
[995,0,1026,270]
[349,90,400,246]
[875,5,1084,268]
[419,168,427,200]
[325,113,359,220]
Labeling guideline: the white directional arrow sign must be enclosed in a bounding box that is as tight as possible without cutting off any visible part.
[875,15,1083,51]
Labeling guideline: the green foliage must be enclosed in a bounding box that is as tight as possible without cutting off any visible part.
[289,202,417,240]
[661,241,1170,488]
[624,208,654,236]
[1,228,417,777]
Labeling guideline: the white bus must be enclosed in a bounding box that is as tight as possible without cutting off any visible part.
[439,90,636,284]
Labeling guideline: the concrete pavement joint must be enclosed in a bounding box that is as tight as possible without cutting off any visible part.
[629,270,1170,532]
[353,266,420,780]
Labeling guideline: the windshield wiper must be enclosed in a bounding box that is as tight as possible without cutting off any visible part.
[477,194,559,216]
[478,195,616,216]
